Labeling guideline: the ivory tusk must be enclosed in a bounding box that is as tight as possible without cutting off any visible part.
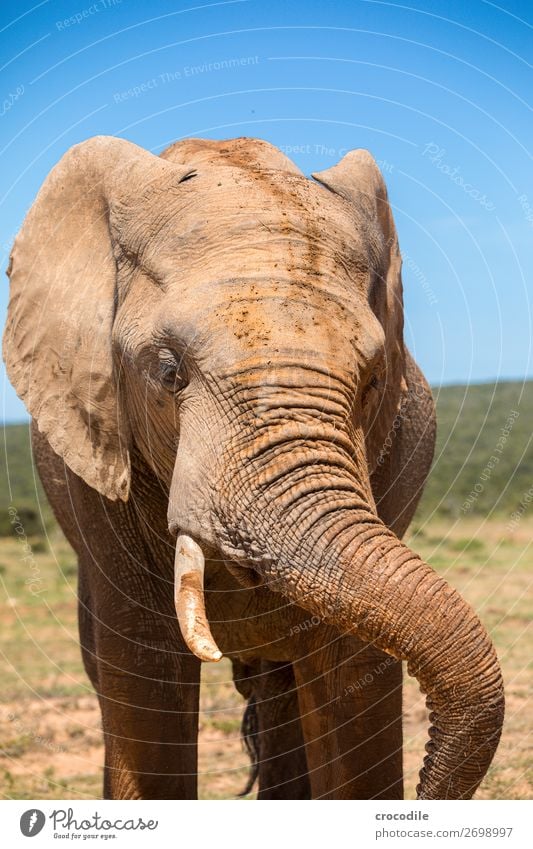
[174,534,222,663]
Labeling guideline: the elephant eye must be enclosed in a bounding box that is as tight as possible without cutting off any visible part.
[362,373,380,406]
[158,349,188,393]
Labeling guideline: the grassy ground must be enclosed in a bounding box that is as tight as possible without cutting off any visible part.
[0,518,531,800]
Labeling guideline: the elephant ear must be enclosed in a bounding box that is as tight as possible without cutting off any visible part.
[312,150,407,473]
[3,136,176,501]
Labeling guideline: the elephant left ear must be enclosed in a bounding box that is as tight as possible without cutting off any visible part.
[312,150,408,472]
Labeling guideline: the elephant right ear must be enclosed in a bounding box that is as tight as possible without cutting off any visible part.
[3,136,173,501]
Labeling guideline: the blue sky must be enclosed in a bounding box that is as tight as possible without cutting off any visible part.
[1,0,531,421]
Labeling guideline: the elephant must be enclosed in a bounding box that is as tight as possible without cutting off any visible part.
[3,135,504,800]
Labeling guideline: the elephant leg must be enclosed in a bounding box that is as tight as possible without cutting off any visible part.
[98,657,201,800]
[293,635,403,799]
[33,429,202,800]
[78,558,99,690]
[233,660,311,798]
[78,553,201,800]
[255,661,311,799]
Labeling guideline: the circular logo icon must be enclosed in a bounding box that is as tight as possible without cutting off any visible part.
[20,810,46,837]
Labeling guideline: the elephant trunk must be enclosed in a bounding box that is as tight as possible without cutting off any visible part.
[215,433,504,799]
[250,515,503,798]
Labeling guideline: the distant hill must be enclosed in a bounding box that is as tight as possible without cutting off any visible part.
[1,380,531,535]
[417,380,532,521]
[0,423,51,536]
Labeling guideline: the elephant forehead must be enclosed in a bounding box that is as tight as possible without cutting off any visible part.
[160,275,382,377]
[139,166,375,289]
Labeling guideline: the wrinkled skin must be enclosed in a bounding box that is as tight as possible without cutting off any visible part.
[4,136,504,800]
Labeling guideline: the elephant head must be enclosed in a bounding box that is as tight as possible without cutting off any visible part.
[3,135,504,799]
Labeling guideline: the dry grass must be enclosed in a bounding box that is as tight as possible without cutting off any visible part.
[0,518,530,799]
